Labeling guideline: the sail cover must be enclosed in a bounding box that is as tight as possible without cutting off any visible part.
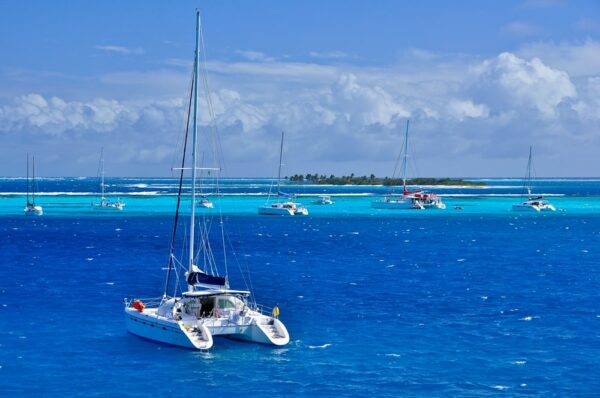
[187,271,227,287]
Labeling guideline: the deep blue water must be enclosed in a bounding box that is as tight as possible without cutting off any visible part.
[1,179,600,396]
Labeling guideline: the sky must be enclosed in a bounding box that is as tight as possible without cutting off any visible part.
[0,0,599,177]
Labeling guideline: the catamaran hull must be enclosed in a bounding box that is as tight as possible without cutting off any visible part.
[421,202,446,210]
[371,200,421,210]
[24,206,43,216]
[512,204,555,212]
[125,308,289,349]
[93,205,124,211]
[258,206,295,216]
[512,204,541,212]
[126,309,197,348]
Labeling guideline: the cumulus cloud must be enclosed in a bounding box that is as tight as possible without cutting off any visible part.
[518,40,600,77]
[2,41,599,176]
[447,99,489,121]
[473,52,576,118]
[326,74,408,127]
[1,94,143,135]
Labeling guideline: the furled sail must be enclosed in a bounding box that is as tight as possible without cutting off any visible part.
[187,271,227,287]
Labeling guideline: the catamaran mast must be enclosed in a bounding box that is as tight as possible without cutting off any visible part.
[26,153,30,206]
[188,10,201,284]
[402,120,410,194]
[526,145,533,197]
[32,156,36,205]
[100,147,105,201]
[277,131,284,195]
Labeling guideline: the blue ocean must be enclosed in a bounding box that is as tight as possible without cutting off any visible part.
[1,178,600,396]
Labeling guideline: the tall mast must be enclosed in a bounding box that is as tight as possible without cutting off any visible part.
[26,153,30,205]
[526,145,532,197]
[32,156,36,205]
[100,147,105,200]
[402,120,410,193]
[188,10,201,283]
[277,131,284,195]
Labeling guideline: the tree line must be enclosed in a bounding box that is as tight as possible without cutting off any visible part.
[285,174,485,186]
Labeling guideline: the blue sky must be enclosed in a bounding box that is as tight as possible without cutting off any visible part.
[1,0,599,177]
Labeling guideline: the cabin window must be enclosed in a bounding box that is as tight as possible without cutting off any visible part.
[218,299,235,309]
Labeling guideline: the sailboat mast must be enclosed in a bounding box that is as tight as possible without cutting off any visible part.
[402,120,410,193]
[100,147,105,200]
[277,131,284,194]
[526,145,532,196]
[26,153,30,205]
[188,10,201,279]
[32,156,36,205]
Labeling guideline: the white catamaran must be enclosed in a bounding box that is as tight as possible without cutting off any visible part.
[372,120,445,210]
[92,148,125,210]
[258,132,308,216]
[512,146,556,212]
[313,195,334,205]
[125,11,289,350]
[24,154,43,216]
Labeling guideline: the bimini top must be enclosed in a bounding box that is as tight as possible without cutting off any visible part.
[182,289,251,297]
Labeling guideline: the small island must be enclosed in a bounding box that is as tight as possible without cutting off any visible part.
[285,174,486,186]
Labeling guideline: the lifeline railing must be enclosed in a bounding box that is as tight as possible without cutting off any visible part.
[123,296,163,308]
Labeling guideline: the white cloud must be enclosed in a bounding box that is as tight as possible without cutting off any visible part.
[447,99,489,121]
[235,50,275,62]
[473,52,576,118]
[96,45,144,55]
[309,51,349,59]
[518,39,600,77]
[2,41,600,176]
[0,94,171,135]
[502,21,543,36]
[327,74,408,127]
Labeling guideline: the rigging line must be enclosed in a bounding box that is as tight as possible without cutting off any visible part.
[198,18,229,277]
[198,19,226,174]
[218,182,228,278]
[169,69,193,177]
[195,208,216,271]
[173,221,189,297]
[226,230,255,305]
[391,133,406,181]
[198,216,210,272]
[201,217,219,276]
[163,55,195,299]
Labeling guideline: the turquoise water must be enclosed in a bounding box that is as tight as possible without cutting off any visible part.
[2,192,600,217]
[1,178,600,396]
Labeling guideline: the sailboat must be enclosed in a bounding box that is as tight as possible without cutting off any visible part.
[196,155,214,209]
[124,11,290,350]
[198,195,214,208]
[372,120,445,210]
[313,195,334,205]
[512,146,556,212]
[92,148,125,210]
[258,132,309,216]
[23,154,43,216]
